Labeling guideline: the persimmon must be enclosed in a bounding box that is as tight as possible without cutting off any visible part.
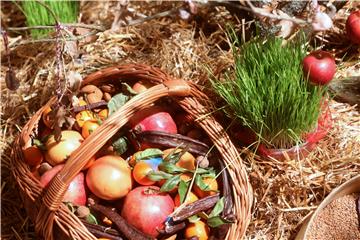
[44,130,83,166]
[86,155,132,200]
[193,177,218,198]
[185,220,210,240]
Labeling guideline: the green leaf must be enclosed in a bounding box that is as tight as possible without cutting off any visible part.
[112,136,128,155]
[107,93,130,116]
[191,167,214,175]
[200,169,217,178]
[135,148,163,161]
[159,161,188,174]
[147,170,173,181]
[178,180,189,204]
[86,213,98,225]
[207,216,233,228]
[208,197,225,218]
[122,83,138,95]
[195,174,212,191]
[160,174,181,192]
[33,138,46,151]
[188,215,200,223]
[163,146,189,164]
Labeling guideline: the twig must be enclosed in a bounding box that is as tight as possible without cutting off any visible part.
[9,31,98,48]
[246,0,308,25]
[206,0,308,25]
[7,23,105,32]
[171,194,220,222]
[126,6,182,27]
[72,101,108,113]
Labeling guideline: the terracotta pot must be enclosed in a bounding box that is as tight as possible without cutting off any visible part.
[235,105,332,160]
[295,175,360,240]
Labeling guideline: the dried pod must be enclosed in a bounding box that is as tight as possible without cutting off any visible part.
[101,84,116,93]
[86,93,101,104]
[104,92,112,102]
[5,70,20,91]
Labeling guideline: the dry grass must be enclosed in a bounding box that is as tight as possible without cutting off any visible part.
[1,1,359,240]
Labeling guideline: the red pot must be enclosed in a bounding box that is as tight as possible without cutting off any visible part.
[235,106,332,160]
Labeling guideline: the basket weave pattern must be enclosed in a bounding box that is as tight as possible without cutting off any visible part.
[12,64,253,240]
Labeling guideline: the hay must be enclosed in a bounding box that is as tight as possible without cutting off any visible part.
[1,1,359,239]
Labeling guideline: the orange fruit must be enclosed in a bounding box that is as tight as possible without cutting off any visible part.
[98,109,109,120]
[185,220,210,240]
[22,145,43,167]
[82,120,100,139]
[76,110,95,128]
[193,177,218,198]
[132,161,156,186]
[174,191,198,207]
[163,148,196,170]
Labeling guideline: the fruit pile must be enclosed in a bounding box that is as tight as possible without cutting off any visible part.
[22,81,231,240]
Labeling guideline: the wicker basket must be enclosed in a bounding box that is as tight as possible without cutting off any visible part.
[11,64,253,240]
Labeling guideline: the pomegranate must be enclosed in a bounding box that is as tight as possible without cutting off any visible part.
[121,186,174,237]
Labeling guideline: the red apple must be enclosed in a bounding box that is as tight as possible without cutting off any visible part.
[302,50,336,85]
[129,106,177,134]
[40,164,86,206]
[346,10,360,44]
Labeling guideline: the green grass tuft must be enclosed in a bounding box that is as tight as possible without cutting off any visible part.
[211,31,325,149]
[20,0,79,39]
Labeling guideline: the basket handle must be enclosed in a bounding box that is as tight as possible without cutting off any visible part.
[40,80,192,211]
